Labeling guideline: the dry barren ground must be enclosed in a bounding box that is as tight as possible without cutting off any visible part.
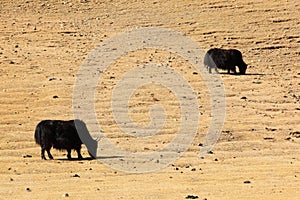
[0,0,299,199]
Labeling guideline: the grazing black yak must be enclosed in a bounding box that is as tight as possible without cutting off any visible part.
[34,119,97,160]
[204,48,247,74]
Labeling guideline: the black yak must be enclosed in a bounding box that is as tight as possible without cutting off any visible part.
[34,119,97,160]
[204,48,247,74]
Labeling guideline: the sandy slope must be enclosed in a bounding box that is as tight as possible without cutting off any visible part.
[0,0,299,199]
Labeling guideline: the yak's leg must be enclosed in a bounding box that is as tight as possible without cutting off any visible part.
[41,148,47,160]
[76,148,83,160]
[227,68,231,74]
[46,148,53,159]
[205,65,211,74]
[67,149,72,160]
[208,66,212,74]
[231,66,237,74]
[214,67,219,74]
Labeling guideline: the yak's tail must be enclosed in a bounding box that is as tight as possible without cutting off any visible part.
[34,122,43,145]
[34,120,51,146]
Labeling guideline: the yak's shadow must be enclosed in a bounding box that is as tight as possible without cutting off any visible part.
[218,72,266,76]
[241,73,266,76]
[57,155,124,161]
[96,155,124,159]
[57,157,94,161]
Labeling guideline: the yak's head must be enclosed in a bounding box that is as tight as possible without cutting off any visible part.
[238,62,247,75]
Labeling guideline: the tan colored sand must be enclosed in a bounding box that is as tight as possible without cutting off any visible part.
[0,0,299,199]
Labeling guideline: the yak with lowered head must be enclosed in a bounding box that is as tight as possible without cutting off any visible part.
[204,48,247,74]
[34,119,97,160]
